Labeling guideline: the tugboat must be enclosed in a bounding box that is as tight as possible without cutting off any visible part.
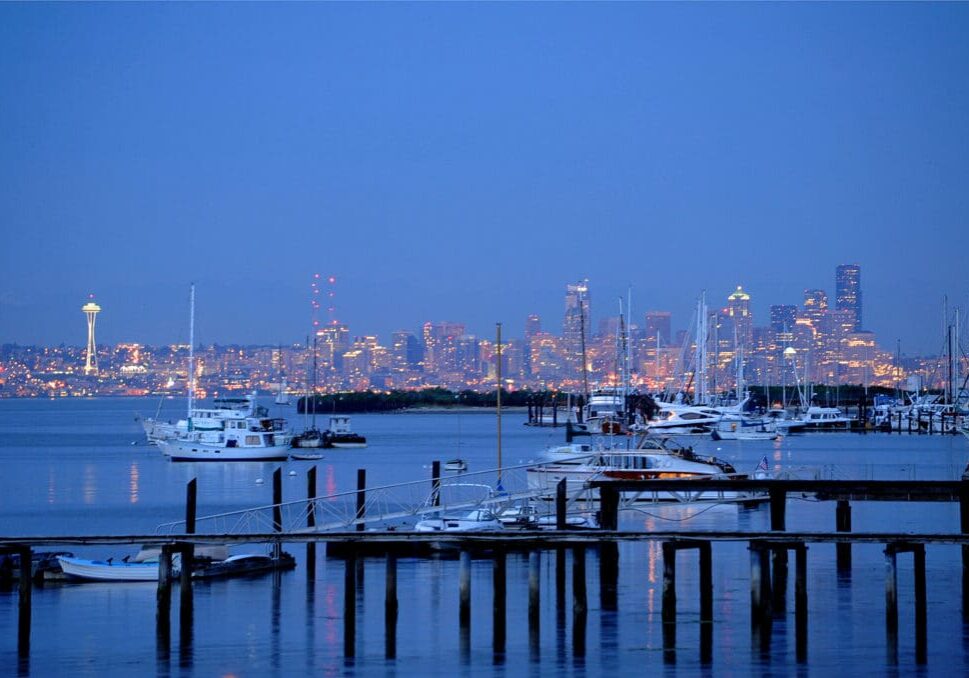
[323,415,367,448]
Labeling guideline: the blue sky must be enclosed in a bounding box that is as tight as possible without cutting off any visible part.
[1,3,966,354]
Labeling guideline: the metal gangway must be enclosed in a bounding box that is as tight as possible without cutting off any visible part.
[155,458,594,537]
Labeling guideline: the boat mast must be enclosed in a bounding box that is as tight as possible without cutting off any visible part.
[496,322,503,490]
[187,283,195,428]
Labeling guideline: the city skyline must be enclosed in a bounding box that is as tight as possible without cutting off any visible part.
[2,4,967,353]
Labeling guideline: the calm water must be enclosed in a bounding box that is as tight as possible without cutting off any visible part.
[2,397,969,675]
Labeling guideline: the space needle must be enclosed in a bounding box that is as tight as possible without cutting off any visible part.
[82,295,101,375]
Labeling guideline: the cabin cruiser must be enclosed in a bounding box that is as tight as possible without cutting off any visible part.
[796,406,856,431]
[643,403,731,435]
[414,509,504,532]
[138,393,265,444]
[526,436,752,503]
[158,414,292,461]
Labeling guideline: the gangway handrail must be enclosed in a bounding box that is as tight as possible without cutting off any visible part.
[154,455,575,535]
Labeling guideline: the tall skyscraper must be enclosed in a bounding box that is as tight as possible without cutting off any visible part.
[82,295,101,375]
[725,286,752,350]
[525,314,542,339]
[835,264,862,331]
[563,279,590,383]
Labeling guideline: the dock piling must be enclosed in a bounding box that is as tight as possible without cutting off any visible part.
[492,549,507,657]
[17,546,31,658]
[492,550,506,657]
[272,468,282,533]
[431,461,441,507]
[343,551,356,658]
[356,469,366,532]
[306,466,317,577]
[556,478,567,530]
[459,549,472,628]
[836,500,852,572]
[385,553,397,659]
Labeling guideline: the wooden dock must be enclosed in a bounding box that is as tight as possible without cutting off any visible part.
[4,474,969,666]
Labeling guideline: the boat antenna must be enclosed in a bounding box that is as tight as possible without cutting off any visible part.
[187,283,195,430]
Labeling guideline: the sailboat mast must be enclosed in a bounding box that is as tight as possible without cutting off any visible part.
[187,284,195,422]
[496,322,503,489]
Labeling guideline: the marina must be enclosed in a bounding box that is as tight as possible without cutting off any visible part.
[3,397,969,674]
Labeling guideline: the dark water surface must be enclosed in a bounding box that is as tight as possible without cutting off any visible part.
[2,397,969,675]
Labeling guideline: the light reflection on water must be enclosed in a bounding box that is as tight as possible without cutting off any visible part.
[0,397,968,674]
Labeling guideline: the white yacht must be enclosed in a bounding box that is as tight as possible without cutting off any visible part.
[158,415,292,461]
[526,436,750,503]
[139,393,264,444]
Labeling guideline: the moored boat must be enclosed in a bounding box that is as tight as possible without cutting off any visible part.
[324,415,367,448]
[58,555,168,582]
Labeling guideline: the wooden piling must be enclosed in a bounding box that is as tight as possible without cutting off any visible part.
[185,479,197,534]
[356,469,366,532]
[769,488,787,531]
[385,553,397,659]
[599,486,620,531]
[699,542,713,624]
[493,550,506,656]
[795,545,808,663]
[914,544,927,664]
[431,461,441,507]
[836,500,852,572]
[272,468,282,533]
[17,546,31,658]
[556,478,567,530]
[459,549,471,628]
[156,545,174,657]
[306,466,317,577]
[178,543,194,668]
[343,551,356,658]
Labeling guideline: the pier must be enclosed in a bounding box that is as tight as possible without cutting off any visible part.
[4,471,969,667]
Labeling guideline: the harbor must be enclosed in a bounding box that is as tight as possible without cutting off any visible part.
[3,397,969,674]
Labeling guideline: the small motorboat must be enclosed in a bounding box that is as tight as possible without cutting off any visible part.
[444,459,467,472]
[193,551,296,579]
[291,452,323,461]
[414,509,504,533]
[58,555,169,582]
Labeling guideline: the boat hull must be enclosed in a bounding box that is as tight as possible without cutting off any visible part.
[58,556,163,582]
[158,440,291,462]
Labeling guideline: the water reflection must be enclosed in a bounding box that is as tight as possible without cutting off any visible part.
[82,464,97,505]
[128,461,140,504]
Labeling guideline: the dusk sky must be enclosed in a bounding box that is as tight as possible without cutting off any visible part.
[1,3,966,355]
